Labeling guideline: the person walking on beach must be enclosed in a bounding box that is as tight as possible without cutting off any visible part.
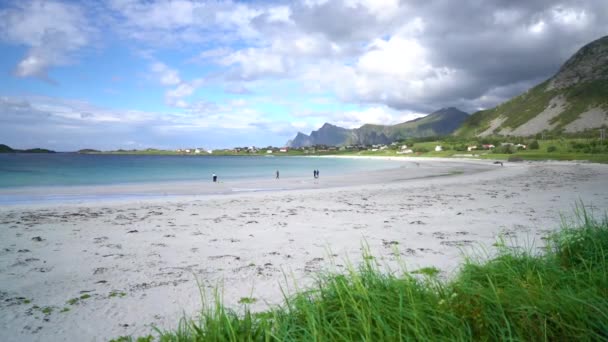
[212,173,217,182]
[316,169,319,178]
[276,170,280,179]
[313,169,317,178]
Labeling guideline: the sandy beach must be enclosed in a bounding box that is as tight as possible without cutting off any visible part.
[1,158,607,341]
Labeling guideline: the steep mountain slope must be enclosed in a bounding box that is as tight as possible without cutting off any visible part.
[457,35,608,137]
[288,107,468,147]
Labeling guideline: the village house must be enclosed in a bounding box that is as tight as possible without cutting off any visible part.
[279,147,288,152]
[435,145,443,152]
[397,149,413,154]
[467,145,477,151]
[482,144,495,149]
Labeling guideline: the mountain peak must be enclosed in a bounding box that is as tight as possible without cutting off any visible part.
[432,107,468,116]
[287,107,469,147]
[548,35,608,90]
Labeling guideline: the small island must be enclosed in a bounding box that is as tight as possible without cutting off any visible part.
[0,144,55,153]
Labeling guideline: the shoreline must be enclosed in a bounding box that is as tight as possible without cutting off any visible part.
[0,157,498,207]
[1,159,607,341]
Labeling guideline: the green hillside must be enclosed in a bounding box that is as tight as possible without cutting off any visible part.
[0,144,15,153]
[457,36,608,137]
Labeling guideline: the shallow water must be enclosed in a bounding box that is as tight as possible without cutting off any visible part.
[0,154,404,188]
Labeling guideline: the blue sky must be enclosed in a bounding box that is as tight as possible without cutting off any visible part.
[0,0,606,151]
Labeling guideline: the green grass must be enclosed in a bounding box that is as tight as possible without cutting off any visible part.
[117,208,608,341]
[238,297,257,305]
[554,80,608,128]
[335,138,608,163]
[109,291,127,298]
[67,293,92,305]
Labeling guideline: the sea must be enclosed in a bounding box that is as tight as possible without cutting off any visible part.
[0,153,401,188]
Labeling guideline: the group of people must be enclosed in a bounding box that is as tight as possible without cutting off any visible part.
[277,169,320,179]
[213,169,320,182]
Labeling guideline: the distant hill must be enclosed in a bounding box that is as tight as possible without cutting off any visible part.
[288,107,469,147]
[78,149,101,153]
[0,144,14,153]
[0,144,55,153]
[22,148,56,153]
[457,35,608,137]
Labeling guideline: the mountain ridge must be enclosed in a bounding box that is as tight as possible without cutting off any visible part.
[288,107,469,147]
[456,35,608,137]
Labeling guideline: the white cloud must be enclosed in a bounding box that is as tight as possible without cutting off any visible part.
[266,6,292,24]
[196,47,233,60]
[164,79,204,107]
[222,48,289,79]
[150,62,181,86]
[344,0,401,21]
[2,0,608,147]
[529,20,546,34]
[0,0,92,79]
[0,95,298,149]
[551,6,589,29]
[334,106,425,128]
[15,55,50,78]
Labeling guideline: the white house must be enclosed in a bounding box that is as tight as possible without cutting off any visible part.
[397,149,413,154]
[279,148,288,152]
[467,145,477,152]
[185,149,191,153]
[266,150,273,154]
[207,149,213,154]
[401,145,408,150]
[435,145,443,152]
[194,148,201,154]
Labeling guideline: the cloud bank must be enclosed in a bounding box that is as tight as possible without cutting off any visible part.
[0,0,606,149]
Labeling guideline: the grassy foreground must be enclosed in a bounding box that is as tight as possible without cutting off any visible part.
[115,211,608,341]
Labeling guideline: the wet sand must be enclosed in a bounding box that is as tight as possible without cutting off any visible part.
[1,158,607,341]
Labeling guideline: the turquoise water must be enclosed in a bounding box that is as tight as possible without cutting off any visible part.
[0,154,401,188]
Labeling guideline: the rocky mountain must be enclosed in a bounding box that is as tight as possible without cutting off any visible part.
[456,35,608,137]
[288,107,469,147]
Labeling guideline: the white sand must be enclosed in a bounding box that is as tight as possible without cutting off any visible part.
[1,158,607,341]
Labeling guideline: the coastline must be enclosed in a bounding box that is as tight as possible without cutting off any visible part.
[0,157,494,206]
[1,159,607,341]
